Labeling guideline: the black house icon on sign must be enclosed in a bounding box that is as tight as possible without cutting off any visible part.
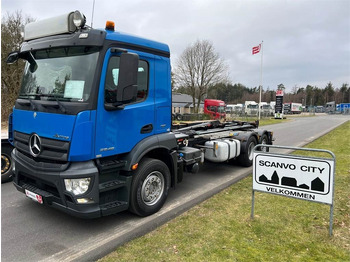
[311,177,324,192]
[259,170,279,185]
[270,171,279,184]
[281,177,297,188]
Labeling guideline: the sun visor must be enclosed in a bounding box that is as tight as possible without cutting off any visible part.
[24,12,77,41]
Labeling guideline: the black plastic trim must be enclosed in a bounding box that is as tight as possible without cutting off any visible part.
[12,149,103,218]
[122,132,177,171]
[112,41,170,58]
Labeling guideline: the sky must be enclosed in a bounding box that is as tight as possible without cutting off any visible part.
[1,0,349,92]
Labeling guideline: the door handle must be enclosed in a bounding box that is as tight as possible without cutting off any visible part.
[141,124,153,134]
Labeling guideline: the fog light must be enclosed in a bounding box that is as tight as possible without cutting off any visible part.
[64,178,91,195]
[77,198,94,204]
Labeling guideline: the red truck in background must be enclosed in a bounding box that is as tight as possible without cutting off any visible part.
[204,99,226,119]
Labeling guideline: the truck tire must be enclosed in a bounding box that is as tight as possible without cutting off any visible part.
[129,158,170,216]
[237,136,257,167]
[259,134,269,152]
[1,144,13,183]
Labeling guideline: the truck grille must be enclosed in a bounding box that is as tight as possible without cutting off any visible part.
[14,131,70,162]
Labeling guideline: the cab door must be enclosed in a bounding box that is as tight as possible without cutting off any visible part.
[94,49,155,158]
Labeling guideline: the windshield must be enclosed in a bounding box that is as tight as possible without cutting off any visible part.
[247,104,258,109]
[217,106,225,113]
[19,46,99,102]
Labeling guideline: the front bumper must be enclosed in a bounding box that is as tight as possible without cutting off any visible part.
[12,149,102,218]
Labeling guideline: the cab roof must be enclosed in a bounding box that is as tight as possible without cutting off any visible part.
[105,30,170,58]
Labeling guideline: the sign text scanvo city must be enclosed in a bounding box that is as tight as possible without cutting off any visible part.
[253,153,334,205]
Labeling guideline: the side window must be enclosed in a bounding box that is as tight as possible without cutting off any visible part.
[136,60,148,101]
[104,56,149,104]
[208,106,216,112]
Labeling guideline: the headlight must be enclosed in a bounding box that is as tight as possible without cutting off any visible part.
[64,178,91,195]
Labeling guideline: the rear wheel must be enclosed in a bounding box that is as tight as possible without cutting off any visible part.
[237,136,257,167]
[129,158,170,216]
[259,134,269,152]
[1,144,13,183]
[176,114,182,121]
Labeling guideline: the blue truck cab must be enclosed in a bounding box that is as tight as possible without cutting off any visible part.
[9,11,177,218]
[8,11,274,218]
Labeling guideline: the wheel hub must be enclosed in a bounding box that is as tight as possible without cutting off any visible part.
[1,155,10,174]
[141,171,164,206]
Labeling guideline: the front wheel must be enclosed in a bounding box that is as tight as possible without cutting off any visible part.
[237,136,257,167]
[129,158,170,217]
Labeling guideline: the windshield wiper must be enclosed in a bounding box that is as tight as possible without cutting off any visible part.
[17,96,38,111]
[19,93,69,113]
[42,94,68,114]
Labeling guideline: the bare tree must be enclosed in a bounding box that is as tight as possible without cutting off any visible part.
[174,40,228,113]
[1,11,34,120]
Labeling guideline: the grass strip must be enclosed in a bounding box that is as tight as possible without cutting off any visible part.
[100,121,349,262]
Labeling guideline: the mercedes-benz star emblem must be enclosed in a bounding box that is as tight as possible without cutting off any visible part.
[29,134,41,157]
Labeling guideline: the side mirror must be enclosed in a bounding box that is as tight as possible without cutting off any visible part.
[116,52,139,103]
[6,51,19,64]
[105,52,139,111]
[7,51,38,73]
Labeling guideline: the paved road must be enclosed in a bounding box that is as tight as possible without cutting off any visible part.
[1,114,349,262]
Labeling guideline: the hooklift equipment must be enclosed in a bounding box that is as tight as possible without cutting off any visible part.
[7,11,273,218]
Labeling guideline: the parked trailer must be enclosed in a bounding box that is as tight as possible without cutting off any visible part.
[291,103,302,114]
[6,11,273,218]
[284,103,302,114]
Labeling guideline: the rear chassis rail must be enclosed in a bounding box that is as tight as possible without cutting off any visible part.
[172,120,271,148]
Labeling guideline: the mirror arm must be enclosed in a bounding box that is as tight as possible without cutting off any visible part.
[27,52,38,73]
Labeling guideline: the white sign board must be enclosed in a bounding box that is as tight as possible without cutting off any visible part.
[64,80,85,99]
[253,153,334,205]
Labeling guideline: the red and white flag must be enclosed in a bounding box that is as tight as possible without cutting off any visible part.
[252,44,261,55]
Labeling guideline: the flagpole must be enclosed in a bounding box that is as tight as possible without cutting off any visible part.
[258,41,264,120]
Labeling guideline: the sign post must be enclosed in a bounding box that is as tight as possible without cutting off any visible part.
[275,90,284,119]
[252,145,335,236]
